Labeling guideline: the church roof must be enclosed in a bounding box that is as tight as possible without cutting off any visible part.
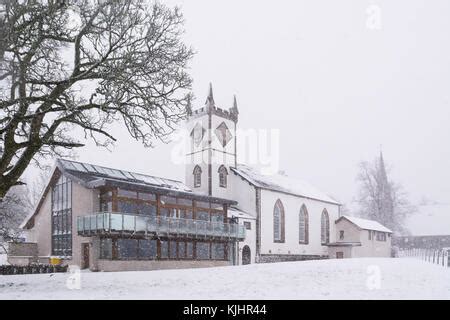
[337,215,392,233]
[230,164,340,205]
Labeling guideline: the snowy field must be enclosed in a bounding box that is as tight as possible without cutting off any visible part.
[0,258,449,300]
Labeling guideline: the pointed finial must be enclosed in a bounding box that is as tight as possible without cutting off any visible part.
[233,95,238,112]
[229,94,239,123]
[205,82,215,107]
[231,94,239,114]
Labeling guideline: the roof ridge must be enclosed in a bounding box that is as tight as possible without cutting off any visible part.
[58,158,184,184]
[232,164,340,205]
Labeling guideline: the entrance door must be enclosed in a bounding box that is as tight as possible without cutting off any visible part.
[336,251,344,259]
[242,245,251,265]
[82,243,90,269]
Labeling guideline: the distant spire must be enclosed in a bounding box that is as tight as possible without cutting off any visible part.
[205,82,215,108]
[378,150,388,184]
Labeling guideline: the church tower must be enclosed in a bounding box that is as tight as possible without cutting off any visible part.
[185,83,238,199]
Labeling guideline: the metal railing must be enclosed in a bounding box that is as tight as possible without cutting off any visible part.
[398,248,450,267]
[77,212,246,240]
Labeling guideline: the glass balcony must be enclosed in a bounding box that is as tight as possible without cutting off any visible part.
[77,212,246,241]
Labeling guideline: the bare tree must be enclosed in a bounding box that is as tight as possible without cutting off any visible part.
[0,0,194,199]
[356,152,415,235]
[24,167,50,211]
[0,185,29,253]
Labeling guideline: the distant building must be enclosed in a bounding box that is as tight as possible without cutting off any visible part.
[393,204,450,249]
[328,216,392,258]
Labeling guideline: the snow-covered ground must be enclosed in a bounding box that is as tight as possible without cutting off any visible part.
[0,258,449,299]
[0,254,7,265]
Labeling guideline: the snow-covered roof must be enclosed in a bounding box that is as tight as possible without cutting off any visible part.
[58,159,192,192]
[227,207,256,220]
[404,204,450,236]
[338,215,392,233]
[230,164,340,205]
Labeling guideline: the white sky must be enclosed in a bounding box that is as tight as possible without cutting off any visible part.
[25,0,450,208]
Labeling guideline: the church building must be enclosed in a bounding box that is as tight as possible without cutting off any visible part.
[15,84,356,271]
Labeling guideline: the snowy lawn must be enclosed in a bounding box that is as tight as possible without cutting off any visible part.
[0,257,449,300]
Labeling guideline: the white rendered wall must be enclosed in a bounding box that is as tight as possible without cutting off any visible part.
[259,189,340,256]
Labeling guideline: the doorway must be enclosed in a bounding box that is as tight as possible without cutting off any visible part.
[82,243,90,269]
[336,251,344,259]
[242,245,251,265]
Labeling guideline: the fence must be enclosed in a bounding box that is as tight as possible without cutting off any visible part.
[0,264,68,275]
[399,248,450,267]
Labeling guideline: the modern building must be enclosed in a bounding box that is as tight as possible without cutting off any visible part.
[327,215,392,258]
[16,84,359,271]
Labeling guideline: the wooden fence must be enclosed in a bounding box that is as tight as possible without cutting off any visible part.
[399,248,450,267]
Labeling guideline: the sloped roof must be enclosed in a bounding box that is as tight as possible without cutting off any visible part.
[21,159,237,229]
[404,204,450,236]
[338,215,392,233]
[58,159,192,192]
[227,207,256,220]
[230,164,340,205]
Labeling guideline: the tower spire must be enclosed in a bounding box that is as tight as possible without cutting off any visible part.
[378,149,388,185]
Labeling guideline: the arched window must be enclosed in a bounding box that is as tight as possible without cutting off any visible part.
[321,209,330,245]
[299,205,309,244]
[193,165,202,188]
[218,165,228,188]
[273,199,285,243]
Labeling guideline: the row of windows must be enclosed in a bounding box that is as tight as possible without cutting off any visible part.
[52,234,72,257]
[193,165,228,188]
[51,176,72,256]
[100,189,226,222]
[339,230,389,242]
[99,238,228,261]
[273,199,330,245]
[52,209,72,235]
[371,231,388,242]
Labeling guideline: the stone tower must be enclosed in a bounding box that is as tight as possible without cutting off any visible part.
[185,83,238,199]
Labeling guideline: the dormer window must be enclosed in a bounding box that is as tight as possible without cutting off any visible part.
[218,165,228,188]
[193,165,202,188]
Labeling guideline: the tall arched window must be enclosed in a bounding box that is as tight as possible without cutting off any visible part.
[299,205,309,244]
[273,199,285,243]
[193,165,202,188]
[321,209,330,245]
[218,165,228,188]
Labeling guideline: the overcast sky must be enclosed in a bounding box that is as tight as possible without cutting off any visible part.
[26,0,450,208]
